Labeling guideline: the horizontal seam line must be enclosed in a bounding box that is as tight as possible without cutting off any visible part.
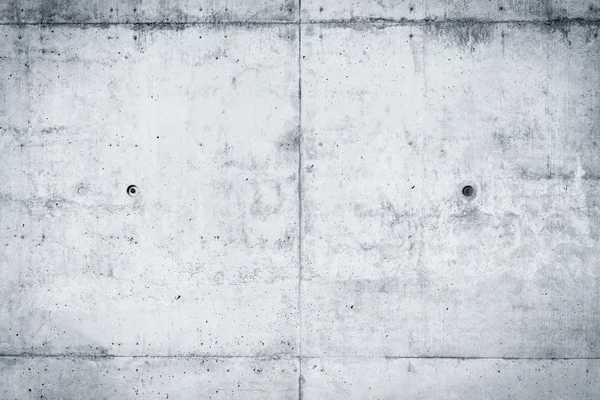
[0,354,297,359]
[1,354,599,360]
[317,356,600,360]
[0,18,599,27]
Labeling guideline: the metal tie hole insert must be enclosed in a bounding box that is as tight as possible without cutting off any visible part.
[462,185,475,198]
[127,185,139,197]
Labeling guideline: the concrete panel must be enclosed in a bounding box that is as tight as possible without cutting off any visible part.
[0,24,300,356]
[301,23,600,358]
[0,0,297,23]
[302,0,600,22]
[0,356,299,399]
[302,357,600,399]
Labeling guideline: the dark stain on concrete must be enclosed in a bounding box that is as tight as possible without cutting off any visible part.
[540,0,555,20]
[557,25,572,45]
[519,169,600,181]
[426,22,494,52]
[588,3,600,17]
[582,24,599,43]
[1,0,301,24]
[281,0,297,20]
[278,25,297,44]
[378,194,404,233]
[204,9,234,24]
[39,0,75,23]
[277,129,300,153]
[492,131,513,152]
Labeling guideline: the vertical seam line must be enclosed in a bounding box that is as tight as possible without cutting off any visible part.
[297,0,303,398]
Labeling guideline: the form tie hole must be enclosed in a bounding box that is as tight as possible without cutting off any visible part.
[127,185,139,197]
[462,185,475,198]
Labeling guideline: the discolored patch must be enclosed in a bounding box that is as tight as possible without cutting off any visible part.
[426,22,495,53]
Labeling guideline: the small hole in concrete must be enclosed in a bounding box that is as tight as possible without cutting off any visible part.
[462,185,475,198]
[127,185,139,197]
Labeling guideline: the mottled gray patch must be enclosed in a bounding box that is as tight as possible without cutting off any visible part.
[426,22,494,53]
[277,128,300,152]
[250,183,283,219]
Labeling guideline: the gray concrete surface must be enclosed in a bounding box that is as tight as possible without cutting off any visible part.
[0,0,599,399]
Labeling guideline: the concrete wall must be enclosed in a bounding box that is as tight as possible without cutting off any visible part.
[0,0,599,398]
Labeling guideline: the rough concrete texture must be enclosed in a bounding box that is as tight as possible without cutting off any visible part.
[303,0,600,22]
[0,0,599,399]
[1,356,299,398]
